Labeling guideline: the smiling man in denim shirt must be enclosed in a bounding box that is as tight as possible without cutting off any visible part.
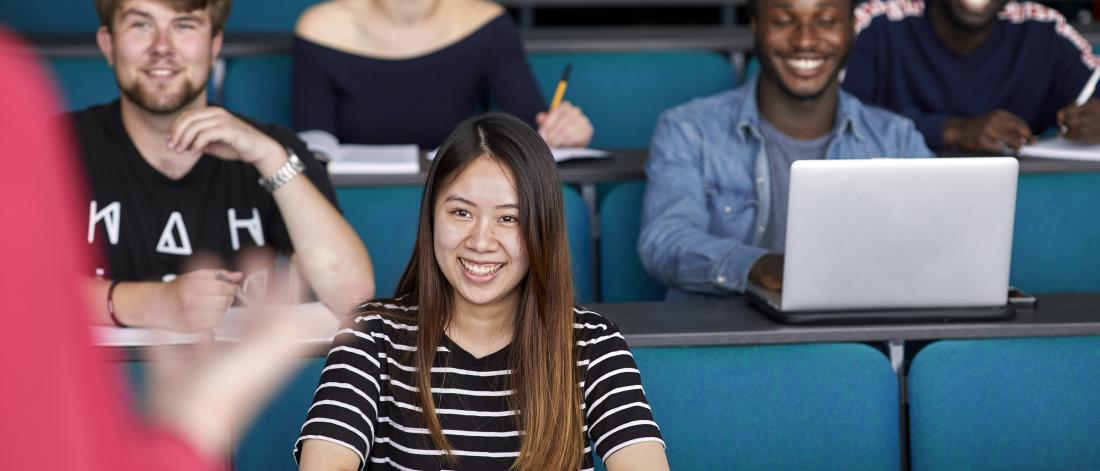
[639,0,934,301]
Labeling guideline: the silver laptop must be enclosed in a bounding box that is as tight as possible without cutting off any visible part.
[748,157,1018,319]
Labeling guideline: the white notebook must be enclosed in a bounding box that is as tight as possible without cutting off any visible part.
[299,130,420,174]
[1019,137,1100,161]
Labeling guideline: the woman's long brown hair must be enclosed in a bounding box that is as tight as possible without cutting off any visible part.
[392,113,584,470]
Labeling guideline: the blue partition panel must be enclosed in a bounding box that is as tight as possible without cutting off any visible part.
[528,51,736,149]
[599,181,666,302]
[235,357,328,471]
[223,55,293,128]
[1011,172,1100,293]
[908,336,1100,471]
[631,343,899,470]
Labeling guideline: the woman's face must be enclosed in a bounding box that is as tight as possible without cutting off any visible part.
[434,155,530,316]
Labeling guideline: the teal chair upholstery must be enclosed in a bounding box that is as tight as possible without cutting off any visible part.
[336,186,422,299]
[598,181,666,302]
[224,0,320,32]
[564,185,594,303]
[336,185,593,303]
[234,357,328,471]
[528,51,736,149]
[222,54,293,128]
[632,343,899,470]
[908,337,1100,471]
[1010,172,1100,293]
[46,57,119,111]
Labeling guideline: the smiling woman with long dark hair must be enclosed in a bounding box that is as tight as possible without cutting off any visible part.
[295,113,668,471]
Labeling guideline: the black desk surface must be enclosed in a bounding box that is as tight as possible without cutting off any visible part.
[595,292,1100,347]
[330,150,1100,187]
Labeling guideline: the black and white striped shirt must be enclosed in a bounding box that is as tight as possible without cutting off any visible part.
[295,300,664,470]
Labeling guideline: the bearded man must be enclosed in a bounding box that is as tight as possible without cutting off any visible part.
[71,0,374,331]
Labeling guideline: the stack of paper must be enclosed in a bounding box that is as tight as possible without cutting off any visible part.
[1019,137,1100,161]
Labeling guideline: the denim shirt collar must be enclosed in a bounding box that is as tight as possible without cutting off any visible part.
[731,73,866,144]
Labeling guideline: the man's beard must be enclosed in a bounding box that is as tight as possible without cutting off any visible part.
[119,76,204,115]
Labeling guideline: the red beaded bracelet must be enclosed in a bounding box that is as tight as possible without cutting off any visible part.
[106,280,129,328]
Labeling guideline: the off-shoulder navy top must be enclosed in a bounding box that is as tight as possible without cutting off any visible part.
[291,14,545,149]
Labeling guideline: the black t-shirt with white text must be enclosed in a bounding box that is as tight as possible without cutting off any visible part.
[70,100,339,281]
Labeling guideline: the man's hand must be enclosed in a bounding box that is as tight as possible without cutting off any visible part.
[152,269,242,332]
[535,101,594,148]
[1058,98,1100,143]
[943,110,1034,152]
[167,107,286,171]
[748,254,784,291]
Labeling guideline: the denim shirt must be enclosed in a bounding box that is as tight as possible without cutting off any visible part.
[639,75,934,300]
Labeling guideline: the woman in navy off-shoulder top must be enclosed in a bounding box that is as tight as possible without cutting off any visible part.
[292,0,594,149]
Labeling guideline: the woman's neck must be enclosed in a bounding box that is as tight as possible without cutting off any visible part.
[446,297,517,359]
[372,0,441,24]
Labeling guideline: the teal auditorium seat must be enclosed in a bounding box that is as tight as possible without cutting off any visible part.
[234,357,328,471]
[528,51,736,149]
[1011,172,1100,293]
[599,181,666,302]
[46,57,119,111]
[222,55,293,128]
[336,185,594,303]
[632,343,899,470]
[336,186,422,299]
[0,0,100,33]
[908,337,1100,471]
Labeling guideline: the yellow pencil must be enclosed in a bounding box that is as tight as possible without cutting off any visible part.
[549,63,572,110]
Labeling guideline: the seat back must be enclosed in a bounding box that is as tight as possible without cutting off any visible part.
[632,343,900,470]
[528,51,736,149]
[1011,172,1100,292]
[222,54,293,127]
[46,57,119,111]
[598,181,666,302]
[908,336,1100,471]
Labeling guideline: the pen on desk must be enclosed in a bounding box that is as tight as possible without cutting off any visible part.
[549,63,572,110]
[1062,66,1100,134]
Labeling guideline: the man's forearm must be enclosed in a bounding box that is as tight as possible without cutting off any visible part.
[84,277,164,328]
[262,157,375,314]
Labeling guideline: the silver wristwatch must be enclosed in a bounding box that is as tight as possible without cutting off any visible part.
[258,148,306,193]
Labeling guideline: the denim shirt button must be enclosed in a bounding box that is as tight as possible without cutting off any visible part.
[756,176,765,185]
[717,275,727,284]
[723,205,732,214]
[757,225,765,233]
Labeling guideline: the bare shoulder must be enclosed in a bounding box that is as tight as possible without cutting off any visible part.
[294,0,358,44]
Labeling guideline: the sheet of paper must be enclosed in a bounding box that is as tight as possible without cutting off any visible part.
[92,302,341,347]
[1019,137,1100,161]
[327,144,420,174]
[426,147,609,163]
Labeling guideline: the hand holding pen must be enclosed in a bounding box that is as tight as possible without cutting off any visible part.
[535,62,594,148]
[1058,66,1100,142]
